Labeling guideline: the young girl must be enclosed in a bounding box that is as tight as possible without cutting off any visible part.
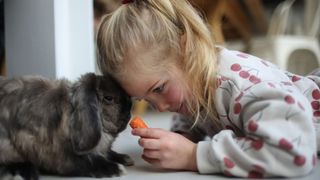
[97,0,319,178]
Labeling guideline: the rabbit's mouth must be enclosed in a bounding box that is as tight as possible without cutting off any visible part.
[119,114,132,132]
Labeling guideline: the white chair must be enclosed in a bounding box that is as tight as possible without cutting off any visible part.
[250,0,320,76]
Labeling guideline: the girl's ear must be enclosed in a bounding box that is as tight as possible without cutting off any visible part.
[69,73,102,154]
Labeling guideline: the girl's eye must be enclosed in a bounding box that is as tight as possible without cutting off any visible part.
[153,83,165,94]
[104,96,114,103]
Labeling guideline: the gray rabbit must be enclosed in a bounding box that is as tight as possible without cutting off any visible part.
[0,73,133,179]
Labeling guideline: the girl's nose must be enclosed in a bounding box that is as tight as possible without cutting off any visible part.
[156,102,170,112]
[146,99,170,112]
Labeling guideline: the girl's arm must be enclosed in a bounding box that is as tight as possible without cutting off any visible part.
[197,81,317,178]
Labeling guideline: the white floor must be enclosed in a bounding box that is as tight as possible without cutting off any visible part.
[42,112,320,180]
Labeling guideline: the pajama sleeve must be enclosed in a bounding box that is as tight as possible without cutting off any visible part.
[196,81,317,178]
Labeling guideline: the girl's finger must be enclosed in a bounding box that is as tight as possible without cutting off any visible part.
[138,138,160,149]
[132,128,166,138]
[142,154,160,166]
[143,149,161,159]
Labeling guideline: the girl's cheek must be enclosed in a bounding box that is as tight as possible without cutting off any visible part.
[166,86,182,103]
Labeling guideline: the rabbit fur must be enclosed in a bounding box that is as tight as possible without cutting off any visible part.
[0,73,133,179]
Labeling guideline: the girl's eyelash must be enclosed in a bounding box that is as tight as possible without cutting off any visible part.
[153,83,165,93]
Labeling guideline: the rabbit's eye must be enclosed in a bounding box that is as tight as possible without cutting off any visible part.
[104,96,114,103]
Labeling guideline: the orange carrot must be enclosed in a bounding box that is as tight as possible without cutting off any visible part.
[129,116,148,129]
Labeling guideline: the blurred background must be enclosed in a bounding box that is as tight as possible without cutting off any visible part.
[0,0,319,115]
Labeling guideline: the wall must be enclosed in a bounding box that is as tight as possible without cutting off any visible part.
[4,0,95,81]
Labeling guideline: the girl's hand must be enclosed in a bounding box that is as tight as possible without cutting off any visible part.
[132,128,198,171]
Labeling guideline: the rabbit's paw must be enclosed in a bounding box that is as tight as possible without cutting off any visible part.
[88,157,127,178]
[0,163,39,180]
[113,164,126,177]
[109,151,134,166]
[118,154,134,166]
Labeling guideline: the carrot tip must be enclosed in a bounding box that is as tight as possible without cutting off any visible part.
[129,116,148,129]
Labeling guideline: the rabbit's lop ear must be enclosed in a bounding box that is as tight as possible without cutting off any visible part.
[70,73,101,154]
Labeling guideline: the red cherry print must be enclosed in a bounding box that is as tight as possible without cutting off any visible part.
[294,155,306,166]
[251,139,264,150]
[239,71,250,79]
[235,92,244,101]
[249,75,261,84]
[248,120,258,132]
[248,171,263,178]
[231,63,242,71]
[312,89,320,100]
[279,138,293,151]
[314,111,320,117]
[223,157,235,168]
[311,101,320,110]
[284,95,295,104]
[234,103,242,114]
[292,76,301,82]
[298,102,305,111]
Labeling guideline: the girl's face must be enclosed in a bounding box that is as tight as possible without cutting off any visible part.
[118,47,191,116]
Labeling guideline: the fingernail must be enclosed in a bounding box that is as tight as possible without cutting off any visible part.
[131,129,138,135]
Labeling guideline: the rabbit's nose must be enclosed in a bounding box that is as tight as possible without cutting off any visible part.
[123,97,133,112]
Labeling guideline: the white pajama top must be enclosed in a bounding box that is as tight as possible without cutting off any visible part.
[171,48,319,178]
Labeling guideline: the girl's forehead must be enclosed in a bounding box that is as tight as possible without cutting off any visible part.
[122,48,169,79]
[119,45,179,97]
[119,71,160,98]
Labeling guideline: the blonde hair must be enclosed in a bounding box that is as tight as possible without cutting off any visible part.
[97,0,220,127]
